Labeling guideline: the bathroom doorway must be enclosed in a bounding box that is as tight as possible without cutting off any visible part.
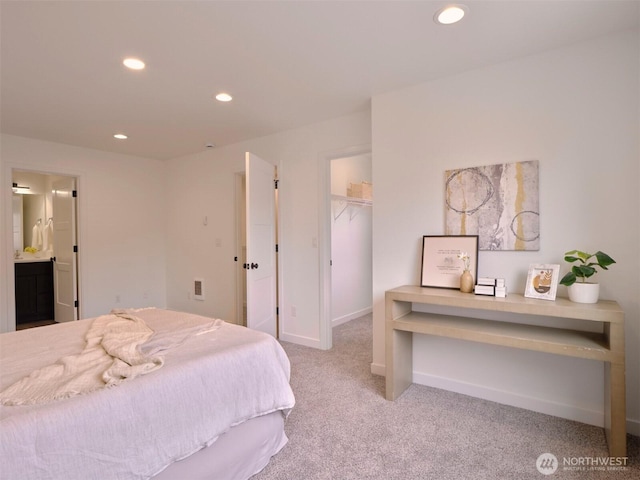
[11,170,80,328]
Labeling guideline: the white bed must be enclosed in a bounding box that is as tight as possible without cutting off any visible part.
[0,308,295,479]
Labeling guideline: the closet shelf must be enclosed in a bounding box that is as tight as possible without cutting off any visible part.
[331,194,373,220]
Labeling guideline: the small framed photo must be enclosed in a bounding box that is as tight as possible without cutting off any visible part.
[420,235,479,289]
[524,264,560,301]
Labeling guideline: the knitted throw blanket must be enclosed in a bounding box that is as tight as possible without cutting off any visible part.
[0,312,162,406]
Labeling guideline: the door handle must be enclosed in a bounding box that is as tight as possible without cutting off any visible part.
[251,263,259,269]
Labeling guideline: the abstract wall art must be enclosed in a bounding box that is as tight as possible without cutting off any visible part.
[445,160,539,251]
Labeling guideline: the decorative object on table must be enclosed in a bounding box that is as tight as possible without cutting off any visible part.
[420,235,478,289]
[495,286,507,297]
[524,264,560,301]
[495,278,507,298]
[474,284,494,296]
[559,250,616,304]
[457,251,474,293]
[444,160,539,251]
[474,277,507,297]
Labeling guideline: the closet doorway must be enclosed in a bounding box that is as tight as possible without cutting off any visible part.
[318,145,372,350]
[11,170,80,328]
[330,154,372,325]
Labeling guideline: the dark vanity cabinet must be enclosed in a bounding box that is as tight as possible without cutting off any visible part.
[15,261,54,324]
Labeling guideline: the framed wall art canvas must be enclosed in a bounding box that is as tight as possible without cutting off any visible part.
[445,160,539,251]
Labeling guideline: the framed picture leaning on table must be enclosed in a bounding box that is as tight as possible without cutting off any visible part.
[420,235,479,289]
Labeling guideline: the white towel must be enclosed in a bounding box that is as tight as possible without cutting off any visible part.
[42,220,53,251]
[0,312,163,405]
[31,223,43,250]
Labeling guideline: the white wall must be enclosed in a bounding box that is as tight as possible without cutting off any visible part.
[0,134,168,331]
[331,154,372,325]
[164,147,245,321]
[372,30,639,433]
[165,111,371,346]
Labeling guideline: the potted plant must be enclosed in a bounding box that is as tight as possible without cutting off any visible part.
[559,250,616,303]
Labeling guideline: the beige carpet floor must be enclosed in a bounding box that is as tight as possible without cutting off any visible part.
[254,314,638,480]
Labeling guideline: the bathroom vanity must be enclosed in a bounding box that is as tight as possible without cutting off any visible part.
[14,258,54,325]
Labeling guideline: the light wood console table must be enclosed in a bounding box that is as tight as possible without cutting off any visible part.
[385,285,626,457]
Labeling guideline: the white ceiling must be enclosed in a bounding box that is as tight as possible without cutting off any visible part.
[1,1,638,160]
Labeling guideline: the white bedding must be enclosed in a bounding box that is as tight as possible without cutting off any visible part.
[0,311,182,405]
[0,308,295,480]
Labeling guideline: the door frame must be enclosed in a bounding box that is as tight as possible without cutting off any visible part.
[317,143,371,350]
[2,163,84,332]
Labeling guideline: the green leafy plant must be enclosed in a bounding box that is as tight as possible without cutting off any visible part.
[559,250,616,286]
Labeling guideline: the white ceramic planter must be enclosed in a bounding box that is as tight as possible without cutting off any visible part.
[567,282,600,304]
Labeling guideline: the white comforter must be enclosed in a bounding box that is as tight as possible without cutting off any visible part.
[0,309,295,480]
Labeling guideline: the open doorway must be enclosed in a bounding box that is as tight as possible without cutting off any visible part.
[330,154,372,326]
[318,144,372,350]
[11,170,80,329]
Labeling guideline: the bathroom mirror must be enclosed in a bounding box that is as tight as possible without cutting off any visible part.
[13,193,45,251]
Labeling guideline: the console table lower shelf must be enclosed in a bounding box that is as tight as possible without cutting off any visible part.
[385,285,626,457]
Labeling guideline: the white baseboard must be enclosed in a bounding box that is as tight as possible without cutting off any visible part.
[278,332,322,349]
[627,418,640,437]
[279,308,372,350]
[370,362,385,377]
[416,373,640,437]
[369,366,640,435]
[413,371,605,427]
[332,306,372,328]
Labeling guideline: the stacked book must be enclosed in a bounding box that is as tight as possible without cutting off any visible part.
[474,278,507,297]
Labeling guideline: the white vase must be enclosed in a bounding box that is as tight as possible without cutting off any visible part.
[567,282,600,304]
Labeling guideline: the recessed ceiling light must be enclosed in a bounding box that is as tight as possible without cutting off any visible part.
[123,58,145,70]
[215,93,233,102]
[114,133,128,140]
[434,5,467,25]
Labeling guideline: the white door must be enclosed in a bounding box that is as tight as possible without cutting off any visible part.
[52,177,78,322]
[245,152,277,337]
